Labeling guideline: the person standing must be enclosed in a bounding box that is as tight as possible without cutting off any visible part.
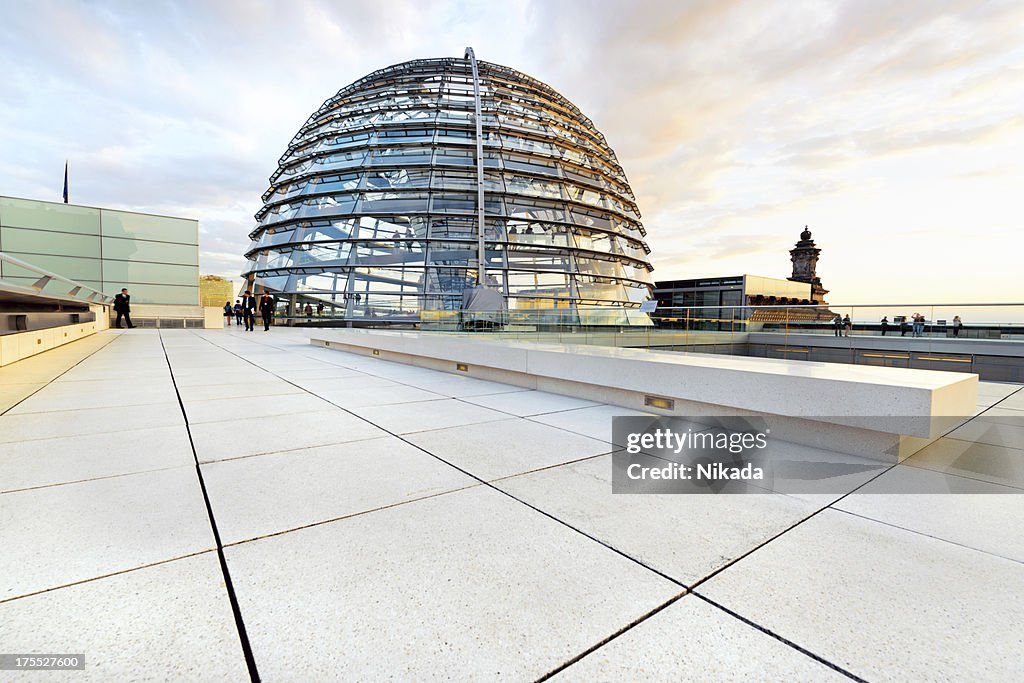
[832,314,843,337]
[880,316,889,336]
[912,312,924,337]
[241,290,257,331]
[316,301,324,317]
[953,315,963,337]
[233,300,243,326]
[223,301,234,327]
[259,292,275,332]
[113,288,135,328]
[842,314,852,337]
[900,317,909,337]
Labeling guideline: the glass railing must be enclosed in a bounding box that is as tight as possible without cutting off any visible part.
[0,252,114,307]
[405,303,1024,362]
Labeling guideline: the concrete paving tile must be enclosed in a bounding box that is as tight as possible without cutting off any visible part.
[835,465,1024,561]
[905,436,1024,489]
[976,382,1022,399]
[406,418,612,480]
[496,455,818,585]
[0,403,184,444]
[0,467,215,600]
[172,368,272,386]
[698,509,1024,681]
[750,440,887,504]
[360,363,464,382]
[312,384,446,408]
[271,366,367,381]
[531,404,657,447]
[287,374,398,394]
[189,408,387,463]
[0,382,43,413]
[554,595,846,682]
[997,393,1024,410]
[203,436,476,544]
[0,552,248,681]
[970,408,1024,430]
[461,390,602,416]
[7,379,178,414]
[403,374,532,397]
[0,425,194,492]
[183,393,336,425]
[176,379,305,402]
[55,366,172,383]
[947,419,1024,449]
[225,486,681,680]
[349,398,508,434]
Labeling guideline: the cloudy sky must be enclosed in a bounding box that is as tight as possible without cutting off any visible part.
[1,0,1022,303]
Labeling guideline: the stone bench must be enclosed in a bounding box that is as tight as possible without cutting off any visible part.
[310,329,979,462]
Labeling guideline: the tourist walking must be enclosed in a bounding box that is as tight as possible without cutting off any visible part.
[259,292,275,332]
[953,315,963,337]
[234,300,243,325]
[113,287,135,328]
[241,290,257,331]
[880,316,889,336]
[842,314,852,337]
[223,301,234,327]
[832,314,843,337]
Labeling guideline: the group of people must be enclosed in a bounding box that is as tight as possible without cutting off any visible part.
[831,314,852,337]
[831,313,965,338]
[223,290,275,331]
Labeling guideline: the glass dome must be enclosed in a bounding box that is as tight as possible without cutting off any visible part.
[242,52,655,325]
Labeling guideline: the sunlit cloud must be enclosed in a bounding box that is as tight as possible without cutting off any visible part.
[0,0,1021,302]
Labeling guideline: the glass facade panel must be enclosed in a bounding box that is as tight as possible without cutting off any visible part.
[1,227,100,258]
[243,56,655,322]
[100,209,198,245]
[1,253,101,281]
[100,237,199,266]
[108,283,199,305]
[0,197,100,234]
[101,261,200,287]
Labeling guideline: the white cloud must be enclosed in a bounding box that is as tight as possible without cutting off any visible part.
[0,0,1021,302]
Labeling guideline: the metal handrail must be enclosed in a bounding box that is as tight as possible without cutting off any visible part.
[0,251,113,305]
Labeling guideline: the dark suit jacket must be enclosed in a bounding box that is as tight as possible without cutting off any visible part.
[114,293,131,313]
[241,296,257,314]
[259,296,274,314]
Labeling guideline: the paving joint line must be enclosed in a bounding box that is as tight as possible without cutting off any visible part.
[533,590,689,681]
[0,463,192,496]
[0,549,215,606]
[158,330,261,683]
[830,506,1024,565]
[189,329,689,589]
[193,328,1014,678]
[689,592,868,682]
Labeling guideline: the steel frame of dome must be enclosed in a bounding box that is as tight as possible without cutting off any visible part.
[242,49,655,325]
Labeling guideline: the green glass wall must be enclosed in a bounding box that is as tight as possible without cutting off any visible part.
[0,196,199,305]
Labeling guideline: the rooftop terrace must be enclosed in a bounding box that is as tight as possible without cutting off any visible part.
[1,327,1022,680]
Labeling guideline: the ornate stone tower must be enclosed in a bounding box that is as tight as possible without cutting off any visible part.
[789,226,828,303]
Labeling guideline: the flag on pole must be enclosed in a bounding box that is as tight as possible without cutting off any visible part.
[62,161,69,204]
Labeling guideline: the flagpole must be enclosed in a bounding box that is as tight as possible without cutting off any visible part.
[63,160,69,204]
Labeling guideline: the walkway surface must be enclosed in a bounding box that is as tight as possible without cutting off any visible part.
[1,327,1023,681]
